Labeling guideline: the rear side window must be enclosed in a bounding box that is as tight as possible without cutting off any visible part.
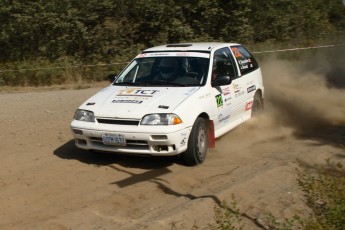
[212,47,238,80]
[231,46,258,75]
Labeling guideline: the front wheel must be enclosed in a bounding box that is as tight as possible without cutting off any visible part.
[182,118,208,166]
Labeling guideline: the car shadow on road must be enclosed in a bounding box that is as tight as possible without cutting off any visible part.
[53,139,183,169]
[108,164,268,229]
[54,141,269,229]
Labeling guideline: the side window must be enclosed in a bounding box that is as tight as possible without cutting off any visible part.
[231,46,259,75]
[212,47,238,81]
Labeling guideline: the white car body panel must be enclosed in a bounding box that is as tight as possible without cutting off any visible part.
[79,86,200,119]
[71,42,264,157]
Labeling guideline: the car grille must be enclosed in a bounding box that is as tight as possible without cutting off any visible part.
[97,118,140,126]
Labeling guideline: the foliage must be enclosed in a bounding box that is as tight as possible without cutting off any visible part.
[0,0,344,86]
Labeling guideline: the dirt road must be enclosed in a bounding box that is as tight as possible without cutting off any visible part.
[1,51,345,229]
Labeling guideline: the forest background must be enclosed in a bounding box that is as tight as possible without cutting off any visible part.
[0,0,344,87]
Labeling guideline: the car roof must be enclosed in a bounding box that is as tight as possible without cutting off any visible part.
[142,42,241,53]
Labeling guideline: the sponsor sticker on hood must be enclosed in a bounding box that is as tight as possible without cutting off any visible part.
[111,88,160,104]
[112,99,143,104]
[117,88,160,97]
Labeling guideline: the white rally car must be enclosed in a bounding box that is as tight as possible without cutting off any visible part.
[71,43,264,166]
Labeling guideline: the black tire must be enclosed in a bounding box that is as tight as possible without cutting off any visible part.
[251,92,263,117]
[182,117,208,166]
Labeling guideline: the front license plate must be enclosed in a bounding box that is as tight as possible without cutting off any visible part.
[102,133,126,146]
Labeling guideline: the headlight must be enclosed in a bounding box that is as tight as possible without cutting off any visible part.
[141,114,182,125]
[74,109,95,122]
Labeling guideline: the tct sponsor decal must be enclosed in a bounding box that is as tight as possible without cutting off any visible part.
[245,101,253,111]
[247,85,256,93]
[112,99,143,104]
[117,88,159,97]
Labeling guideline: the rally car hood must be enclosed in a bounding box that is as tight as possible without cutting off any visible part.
[80,85,200,119]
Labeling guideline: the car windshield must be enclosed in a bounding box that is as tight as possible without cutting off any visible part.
[114,56,209,86]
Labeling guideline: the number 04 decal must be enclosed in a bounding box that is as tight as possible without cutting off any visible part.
[215,94,223,107]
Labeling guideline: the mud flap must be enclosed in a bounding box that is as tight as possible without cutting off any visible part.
[208,120,215,148]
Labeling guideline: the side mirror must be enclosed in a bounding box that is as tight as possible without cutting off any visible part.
[212,75,232,87]
[108,73,117,82]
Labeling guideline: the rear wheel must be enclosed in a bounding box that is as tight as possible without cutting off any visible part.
[251,92,263,117]
[182,117,208,166]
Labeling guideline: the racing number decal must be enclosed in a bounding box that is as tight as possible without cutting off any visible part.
[215,94,223,107]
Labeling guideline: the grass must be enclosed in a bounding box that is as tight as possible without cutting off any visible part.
[210,194,244,230]
[296,160,345,230]
[212,160,345,230]
[0,58,123,87]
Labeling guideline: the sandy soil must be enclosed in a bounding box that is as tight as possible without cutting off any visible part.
[1,50,345,229]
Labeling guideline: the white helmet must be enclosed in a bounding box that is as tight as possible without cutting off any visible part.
[159,58,178,79]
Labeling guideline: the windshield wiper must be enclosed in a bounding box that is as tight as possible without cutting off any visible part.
[169,82,189,86]
[150,80,189,86]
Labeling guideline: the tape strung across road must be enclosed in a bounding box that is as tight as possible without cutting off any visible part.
[1,43,345,73]
[252,43,345,54]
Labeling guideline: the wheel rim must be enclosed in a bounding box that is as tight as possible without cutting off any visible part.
[197,125,207,158]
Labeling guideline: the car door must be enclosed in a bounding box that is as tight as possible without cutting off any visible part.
[230,45,261,118]
[211,47,245,131]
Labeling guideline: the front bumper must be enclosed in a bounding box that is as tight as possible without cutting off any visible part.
[70,121,191,156]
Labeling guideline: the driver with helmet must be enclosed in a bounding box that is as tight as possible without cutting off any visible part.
[154,57,179,81]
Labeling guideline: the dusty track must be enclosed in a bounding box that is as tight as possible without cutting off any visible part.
[1,50,345,229]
